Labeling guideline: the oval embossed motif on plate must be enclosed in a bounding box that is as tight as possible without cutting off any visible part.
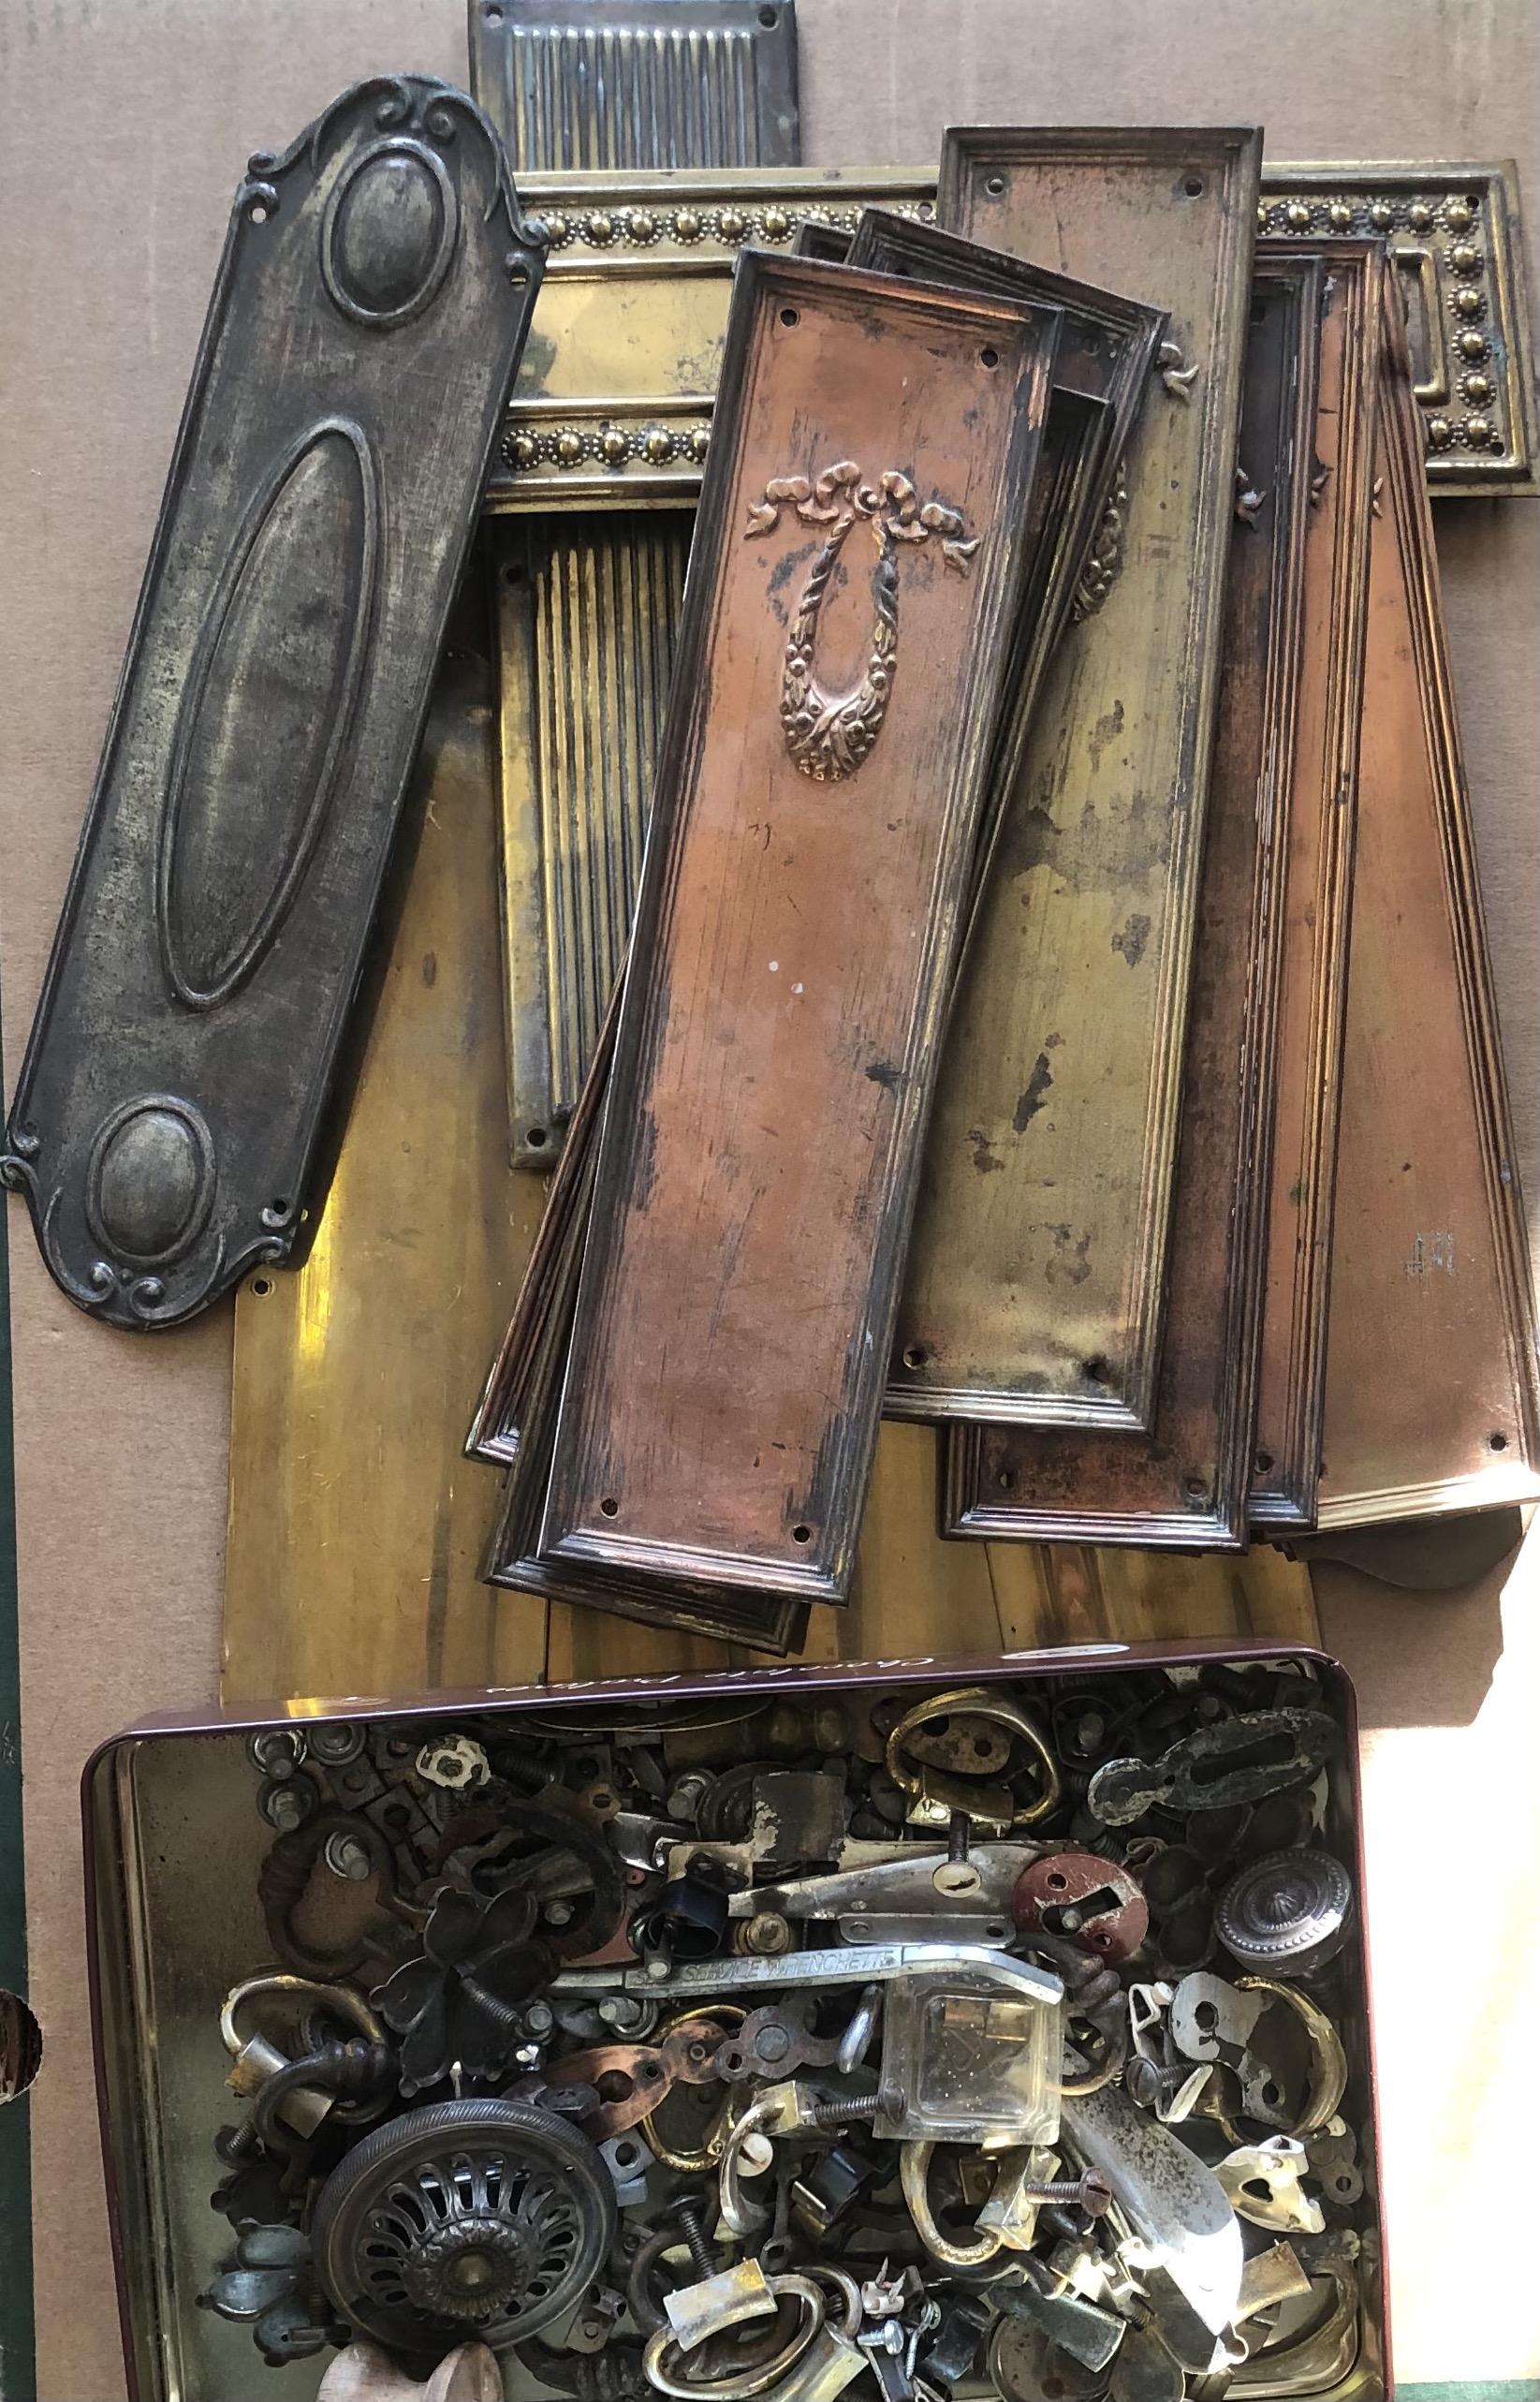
[157,417,382,1010]
[322,139,458,328]
[86,1095,214,1264]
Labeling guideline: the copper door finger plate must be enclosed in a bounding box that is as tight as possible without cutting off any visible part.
[944,256,1321,1550]
[1313,278,1540,1525]
[520,249,1062,1610]
[1248,241,1386,1533]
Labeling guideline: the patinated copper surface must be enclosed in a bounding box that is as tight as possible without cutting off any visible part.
[518,251,1061,1610]
[1249,242,1385,1533]
[1314,282,1540,1525]
[946,258,1321,1549]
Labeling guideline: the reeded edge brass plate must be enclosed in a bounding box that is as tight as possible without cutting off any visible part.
[1260,161,1537,497]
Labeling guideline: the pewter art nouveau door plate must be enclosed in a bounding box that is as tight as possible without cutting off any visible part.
[2,77,547,1329]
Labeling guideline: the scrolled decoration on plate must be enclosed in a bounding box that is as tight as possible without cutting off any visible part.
[744,461,980,783]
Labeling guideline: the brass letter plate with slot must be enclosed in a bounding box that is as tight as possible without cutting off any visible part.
[2,77,547,1329]
[1260,163,1536,497]
[887,126,1262,1436]
[499,250,1061,1612]
[945,256,1321,1548]
[1314,279,1540,1525]
[1248,241,1386,1533]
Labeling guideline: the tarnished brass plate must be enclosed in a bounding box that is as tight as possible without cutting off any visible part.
[488,169,935,508]
[891,126,1262,1433]
[495,511,689,1158]
[1,77,547,1330]
[1314,280,1540,1525]
[517,251,1062,1610]
[1260,162,1536,497]
[1249,242,1385,1534]
[223,644,550,1704]
[470,0,800,172]
[945,257,1321,1548]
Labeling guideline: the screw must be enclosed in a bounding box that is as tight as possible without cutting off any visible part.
[673,2193,717,2282]
[1011,2170,1113,2218]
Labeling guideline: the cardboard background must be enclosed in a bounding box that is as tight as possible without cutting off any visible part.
[0,3,1533,2394]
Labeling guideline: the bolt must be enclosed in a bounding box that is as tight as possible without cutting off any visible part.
[544,1898,576,1928]
[321,1832,373,1881]
[1124,2056,1198,2114]
[261,1784,310,1833]
[522,2001,555,2038]
[598,1994,655,2035]
[806,2094,885,2131]
[754,2026,791,2064]
[737,1912,793,1957]
[666,1773,712,1820]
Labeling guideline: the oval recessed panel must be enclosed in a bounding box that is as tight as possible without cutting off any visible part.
[86,1096,214,1264]
[158,419,381,1009]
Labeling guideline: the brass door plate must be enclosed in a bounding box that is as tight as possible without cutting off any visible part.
[507,250,1062,1612]
[1249,242,1386,1534]
[944,256,1322,1548]
[1314,276,1540,1526]
[223,645,552,1705]
[469,0,801,173]
[1260,162,1537,497]
[898,125,1262,1435]
[491,160,1533,511]
[1,77,548,1330]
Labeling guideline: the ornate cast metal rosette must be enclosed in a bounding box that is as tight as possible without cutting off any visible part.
[1259,164,1537,494]
[744,461,978,782]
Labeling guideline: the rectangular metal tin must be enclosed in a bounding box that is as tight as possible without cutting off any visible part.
[82,1640,1389,2401]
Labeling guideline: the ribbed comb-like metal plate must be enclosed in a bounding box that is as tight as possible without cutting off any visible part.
[470,0,799,170]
